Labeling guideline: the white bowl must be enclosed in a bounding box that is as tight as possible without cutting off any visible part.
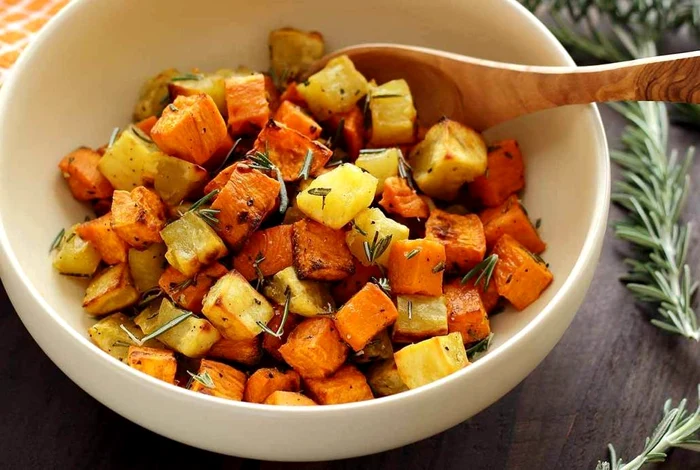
[0,0,609,461]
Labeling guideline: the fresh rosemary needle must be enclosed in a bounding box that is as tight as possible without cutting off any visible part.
[119,311,193,346]
[297,149,314,180]
[461,254,499,291]
[187,370,215,389]
[257,287,291,338]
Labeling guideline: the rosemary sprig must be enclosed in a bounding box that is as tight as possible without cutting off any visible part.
[108,127,120,148]
[371,277,391,296]
[168,104,179,112]
[307,187,331,209]
[352,221,367,236]
[363,232,393,265]
[170,73,203,82]
[466,333,493,361]
[119,310,193,346]
[257,287,291,338]
[50,228,65,253]
[186,189,220,227]
[407,300,413,320]
[298,149,314,180]
[461,254,499,291]
[432,261,446,273]
[405,248,421,259]
[596,386,700,470]
[138,286,164,307]
[132,126,154,144]
[187,370,215,389]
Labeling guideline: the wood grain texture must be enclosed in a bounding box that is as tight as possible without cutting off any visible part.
[0,107,698,469]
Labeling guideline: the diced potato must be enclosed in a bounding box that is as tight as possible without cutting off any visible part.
[133,68,180,121]
[52,226,101,277]
[367,358,409,397]
[168,73,227,115]
[153,156,209,206]
[394,332,469,389]
[98,126,164,190]
[355,148,400,195]
[409,118,487,200]
[201,270,275,340]
[369,80,416,146]
[128,243,167,292]
[160,211,228,277]
[392,295,448,343]
[88,312,161,362]
[82,263,139,316]
[269,27,325,80]
[354,329,394,364]
[127,346,177,384]
[263,266,334,317]
[296,163,377,229]
[345,208,409,267]
[134,298,221,357]
[188,359,247,401]
[297,55,368,119]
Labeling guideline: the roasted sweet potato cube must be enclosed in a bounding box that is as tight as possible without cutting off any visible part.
[493,234,553,310]
[263,391,317,406]
[292,219,355,281]
[135,115,158,137]
[225,73,270,135]
[127,346,177,384]
[334,283,398,351]
[262,307,301,362]
[379,176,430,219]
[279,317,348,378]
[203,164,235,194]
[110,186,166,249]
[331,259,382,304]
[243,368,301,403]
[444,279,490,344]
[58,147,114,201]
[425,209,486,272]
[274,100,322,140]
[210,163,280,249]
[462,276,501,313]
[304,364,373,404]
[207,336,262,367]
[233,224,293,281]
[158,262,227,313]
[469,139,525,207]
[480,195,546,254]
[252,120,332,181]
[280,83,307,107]
[151,94,228,166]
[325,105,365,160]
[75,213,129,264]
[387,239,445,296]
[189,359,247,401]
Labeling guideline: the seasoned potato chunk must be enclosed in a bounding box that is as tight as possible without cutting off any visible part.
[133,68,180,121]
[153,156,209,206]
[279,317,348,379]
[264,391,317,406]
[394,332,469,389]
[425,209,486,272]
[387,239,446,296]
[263,266,334,317]
[296,163,377,229]
[127,346,177,384]
[304,364,373,404]
[354,148,400,195]
[188,359,247,401]
[367,358,409,397]
[233,225,294,281]
[274,100,322,139]
[469,139,525,207]
[58,147,114,201]
[444,279,490,344]
[334,283,398,352]
[392,295,448,343]
[168,73,227,115]
[76,214,129,265]
[88,312,161,362]
[202,270,275,340]
[83,263,139,316]
[243,368,301,403]
[160,211,228,277]
[52,226,101,277]
[292,219,355,281]
[111,186,167,249]
[353,329,394,364]
[208,336,262,367]
[98,126,164,190]
[409,118,487,200]
[128,243,167,292]
[269,27,325,80]
[368,79,417,146]
[480,195,546,254]
[345,207,409,267]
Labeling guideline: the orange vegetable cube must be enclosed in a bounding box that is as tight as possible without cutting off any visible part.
[262,307,301,362]
[203,164,235,194]
[326,105,365,160]
[379,176,430,219]
[210,163,280,249]
[292,219,355,281]
[110,186,167,249]
[252,120,332,181]
[331,259,382,304]
[444,279,490,344]
[135,115,158,137]
[469,139,525,207]
[334,283,398,351]
[232,225,293,281]
[75,213,129,264]
[127,346,177,384]
[304,364,373,405]
[151,94,228,166]
[206,132,236,171]
[387,239,446,296]
[492,234,553,310]
[480,195,546,254]
[243,368,301,403]
[425,209,486,272]
[263,391,317,406]
[189,359,247,401]
[158,262,228,313]
[58,147,114,201]
[279,83,307,107]
[274,100,322,140]
[279,317,348,379]
[207,336,262,366]
[225,73,270,135]
[462,276,501,313]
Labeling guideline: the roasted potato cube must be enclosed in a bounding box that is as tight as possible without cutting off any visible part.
[83,263,139,316]
[153,156,209,206]
[425,209,486,272]
[134,298,221,357]
[469,139,525,207]
[52,226,101,277]
[133,68,180,121]
[262,307,301,361]
[225,73,270,135]
[88,312,161,362]
[128,243,167,292]
[444,279,490,344]
[127,346,177,384]
[58,147,114,201]
[296,163,377,229]
[111,186,167,249]
[232,225,294,281]
[168,73,227,115]
[480,195,546,254]
[367,358,409,397]
[274,100,322,139]
[369,79,417,146]
[353,329,394,364]
[394,332,468,389]
[160,211,228,277]
[201,270,275,340]
[98,126,164,190]
[243,368,301,403]
[279,317,348,378]
[304,364,373,404]
[263,266,334,317]
[208,336,262,367]
[387,239,446,296]
[188,359,247,401]
[345,207,409,267]
[409,118,487,200]
[334,283,398,352]
[263,391,317,406]
[392,294,448,343]
[292,219,354,281]
[158,262,227,313]
[297,55,369,119]
[355,148,400,195]
[269,27,325,80]
[76,214,129,265]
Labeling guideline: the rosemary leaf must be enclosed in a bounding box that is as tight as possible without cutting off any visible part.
[120,310,193,346]
[298,149,314,180]
[405,248,421,259]
[461,254,499,291]
[108,127,120,148]
[187,370,215,389]
[170,73,203,82]
[466,333,493,361]
[50,228,65,253]
[257,287,291,338]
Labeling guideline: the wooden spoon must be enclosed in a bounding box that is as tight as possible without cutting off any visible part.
[305,44,700,131]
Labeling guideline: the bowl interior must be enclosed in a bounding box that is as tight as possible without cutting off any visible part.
[0,0,603,398]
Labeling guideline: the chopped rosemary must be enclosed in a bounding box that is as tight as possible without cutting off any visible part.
[119,310,193,346]
[397,150,415,189]
[358,148,387,155]
[372,277,391,296]
[466,333,493,361]
[49,228,65,253]
[138,287,164,307]
[257,287,291,338]
[432,261,446,273]
[329,118,345,149]
[170,73,203,82]
[317,303,336,318]
[132,126,154,144]
[170,277,193,293]
[112,341,131,348]
[363,232,393,265]
[253,252,265,290]
[372,93,403,99]
[535,218,542,229]
[297,149,314,180]
[352,221,367,236]
[212,137,242,174]
[461,254,499,290]
[187,370,215,389]
[108,127,120,147]
[186,189,220,226]
[405,248,421,259]
[307,187,331,209]
[188,189,219,212]
[407,300,413,320]
[168,104,179,112]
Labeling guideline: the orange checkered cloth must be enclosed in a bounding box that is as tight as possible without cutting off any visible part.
[0,0,69,84]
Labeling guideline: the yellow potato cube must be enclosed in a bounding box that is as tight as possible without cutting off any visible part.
[354,148,401,195]
[269,27,325,80]
[392,295,448,343]
[394,332,469,389]
[98,126,163,190]
[52,226,101,277]
[345,208,409,267]
[153,156,209,206]
[82,263,139,316]
[369,80,416,146]
[263,266,334,317]
[367,358,409,397]
[88,312,161,362]
[128,243,167,292]
[168,73,227,115]
[160,211,228,277]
